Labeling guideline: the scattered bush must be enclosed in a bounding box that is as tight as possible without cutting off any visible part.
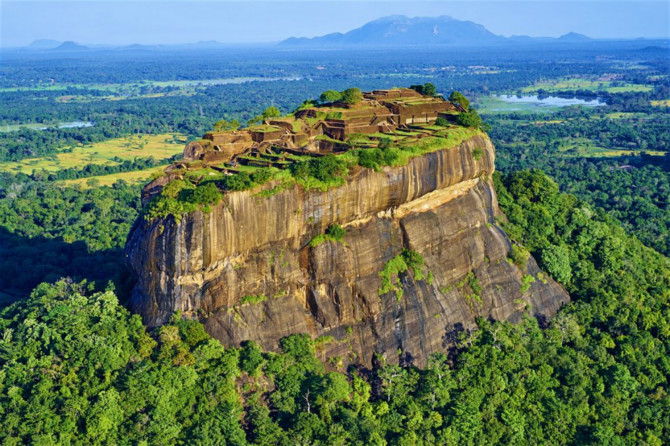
[240,294,268,305]
[435,117,450,127]
[508,244,531,268]
[378,137,393,150]
[378,249,430,300]
[520,274,536,294]
[472,147,484,161]
[262,106,281,119]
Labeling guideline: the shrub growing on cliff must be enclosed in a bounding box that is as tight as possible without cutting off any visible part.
[508,244,531,268]
[309,224,347,247]
[184,182,222,208]
[449,91,470,111]
[144,180,223,222]
[472,147,484,161]
[143,179,196,222]
[456,109,489,131]
[224,172,254,191]
[357,147,399,170]
[378,249,431,300]
[289,155,349,190]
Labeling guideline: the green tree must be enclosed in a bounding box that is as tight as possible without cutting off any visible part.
[448,91,470,111]
[455,110,487,130]
[213,119,240,132]
[262,106,281,120]
[319,90,343,103]
[539,244,572,284]
[341,88,363,105]
[422,82,437,96]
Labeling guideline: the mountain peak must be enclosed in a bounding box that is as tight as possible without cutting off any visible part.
[558,32,591,42]
[280,15,597,48]
[53,41,89,51]
[280,15,501,47]
[26,39,62,49]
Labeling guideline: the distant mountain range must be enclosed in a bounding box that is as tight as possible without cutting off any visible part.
[280,15,592,47]
[14,40,254,52]
[14,15,664,52]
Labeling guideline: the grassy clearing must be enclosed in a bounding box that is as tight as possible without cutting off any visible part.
[59,166,164,188]
[605,112,649,119]
[583,149,666,158]
[651,100,670,107]
[0,133,185,174]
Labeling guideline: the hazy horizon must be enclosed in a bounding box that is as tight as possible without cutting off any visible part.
[1,1,669,48]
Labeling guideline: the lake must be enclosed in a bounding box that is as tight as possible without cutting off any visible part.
[0,121,95,132]
[496,94,605,109]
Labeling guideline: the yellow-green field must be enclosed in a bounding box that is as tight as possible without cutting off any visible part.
[651,100,670,107]
[522,78,652,93]
[59,166,165,188]
[605,112,649,119]
[0,133,186,174]
[557,138,665,158]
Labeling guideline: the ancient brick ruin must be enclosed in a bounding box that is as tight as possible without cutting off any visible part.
[179,88,458,167]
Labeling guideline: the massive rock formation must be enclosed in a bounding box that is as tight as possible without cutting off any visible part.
[126,133,569,367]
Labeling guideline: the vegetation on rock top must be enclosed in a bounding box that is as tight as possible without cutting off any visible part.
[142,124,481,223]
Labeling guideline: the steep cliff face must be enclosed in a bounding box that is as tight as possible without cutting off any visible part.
[126,134,569,367]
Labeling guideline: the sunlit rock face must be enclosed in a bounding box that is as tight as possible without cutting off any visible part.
[126,134,569,367]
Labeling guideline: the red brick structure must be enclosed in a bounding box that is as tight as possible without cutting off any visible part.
[180,89,461,165]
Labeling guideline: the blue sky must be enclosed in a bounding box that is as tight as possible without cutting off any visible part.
[1,1,668,47]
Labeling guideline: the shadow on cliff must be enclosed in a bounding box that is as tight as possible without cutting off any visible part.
[0,226,135,307]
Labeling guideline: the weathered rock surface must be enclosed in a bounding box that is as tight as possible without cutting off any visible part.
[126,134,569,367]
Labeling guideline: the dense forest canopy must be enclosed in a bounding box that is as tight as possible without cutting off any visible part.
[1,170,667,445]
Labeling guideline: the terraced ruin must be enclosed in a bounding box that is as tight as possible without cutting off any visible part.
[142,88,464,203]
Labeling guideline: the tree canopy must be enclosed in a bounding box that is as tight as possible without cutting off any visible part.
[449,91,470,111]
[341,88,363,105]
[319,90,342,103]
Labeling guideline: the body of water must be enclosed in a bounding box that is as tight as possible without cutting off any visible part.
[45,121,95,130]
[496,94,605,108]
[0,121,95,132]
